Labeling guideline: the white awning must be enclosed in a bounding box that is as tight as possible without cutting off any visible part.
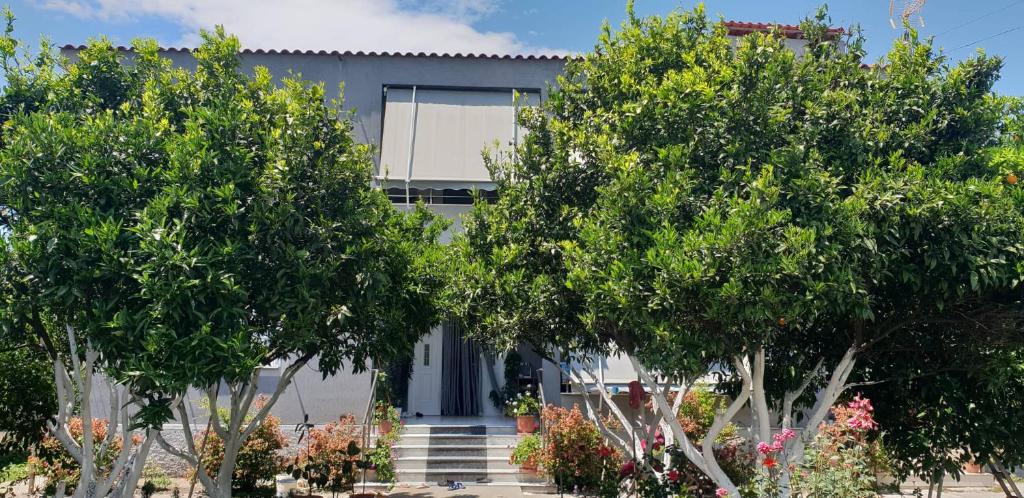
[379,87,538,189]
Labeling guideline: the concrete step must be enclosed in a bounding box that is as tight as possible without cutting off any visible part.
[394,444,513,458]
[401,424,518,436]
[393,468,547,484]
[398,434,520,446]
[356,481,552,490]
[396,456,517,471]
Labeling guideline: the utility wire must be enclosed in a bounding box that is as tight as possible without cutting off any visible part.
[950,25,1024,52]
[935,0,1024,37]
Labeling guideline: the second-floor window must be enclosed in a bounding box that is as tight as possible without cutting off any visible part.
[378,86,539,204]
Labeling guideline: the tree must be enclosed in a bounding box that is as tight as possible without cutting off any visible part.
[0,12,164,497]
[450,5,1024,497]
[0,25,445,498]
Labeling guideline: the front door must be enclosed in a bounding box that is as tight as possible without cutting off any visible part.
[406,328,443,416]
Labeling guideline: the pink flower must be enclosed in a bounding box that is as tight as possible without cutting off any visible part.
[716,487,729,497]
[756,441,772,454]
[771,441,784,452]
[780,428,797,441]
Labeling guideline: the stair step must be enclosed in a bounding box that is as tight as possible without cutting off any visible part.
[396,458,517,471]
[394,469,547,484]
[399,436,520,448]
[402,425,518,436]
[394,444,512,458]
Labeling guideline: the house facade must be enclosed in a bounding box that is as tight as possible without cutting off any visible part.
[60,21,832,426]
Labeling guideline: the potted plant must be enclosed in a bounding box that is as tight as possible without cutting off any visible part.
[505,390,541,433]
[373,401,400,436]
[511,434,541,473]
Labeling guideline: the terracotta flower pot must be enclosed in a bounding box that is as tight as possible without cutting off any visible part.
[378,420,393,436]
[520,460,539,474]
[516,415,537,434]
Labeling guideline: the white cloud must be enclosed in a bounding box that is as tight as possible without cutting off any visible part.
[40,0,561,55]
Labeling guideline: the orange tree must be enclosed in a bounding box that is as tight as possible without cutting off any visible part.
[0,23,447,498]
[449,4,1024,497]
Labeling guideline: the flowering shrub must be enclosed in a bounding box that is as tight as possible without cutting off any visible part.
[295,414,362,492]
[29,418,135,494]
[505,390,541,417]
[788,395,886,498]
[539,405,621,494]
[747,395,886,498]
[196,398,287,491]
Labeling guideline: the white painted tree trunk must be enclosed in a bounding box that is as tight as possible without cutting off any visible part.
[565,347,861,498]
[48,325,155,498]
[155,358,309,498]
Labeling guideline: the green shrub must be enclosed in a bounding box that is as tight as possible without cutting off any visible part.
[0,461,28,484]
[28,418,131,494]
[511,434,541,467]
[539,405,620,493]
[141,464,172,491]
[195,398,287,491]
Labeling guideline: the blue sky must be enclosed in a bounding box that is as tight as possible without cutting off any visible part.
[8,0,1024,94]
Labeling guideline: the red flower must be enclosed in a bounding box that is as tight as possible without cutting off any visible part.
[598,445,612,458]
[619,461,636,478]
[668,469,680,483]
[763,456,778,469]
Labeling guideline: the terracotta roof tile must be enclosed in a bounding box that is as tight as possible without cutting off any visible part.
[723,21,845,40]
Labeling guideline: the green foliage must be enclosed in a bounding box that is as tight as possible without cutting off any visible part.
[748,397,887,498]
[371,401,401,428]
[292,415,362,498]
[511,434,541,467]
[29,418,129,494]
[539,405,620,494]
[0,460,28,485]
[0,339,55,454]
[141,464,173,491]
[0,22,447,431]
[449,4,1024,486]
[196,404,287,492]
[504,390,541,417]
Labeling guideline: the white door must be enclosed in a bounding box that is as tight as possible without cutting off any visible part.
[406,327,443,415]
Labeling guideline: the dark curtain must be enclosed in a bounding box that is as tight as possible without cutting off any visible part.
[441,318,481,416]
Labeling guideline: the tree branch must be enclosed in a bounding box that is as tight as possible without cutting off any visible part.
[783,357,823,429]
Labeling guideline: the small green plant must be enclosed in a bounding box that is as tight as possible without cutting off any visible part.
[505,390,541,417]
[511,434,541,468]
[141,464,172,491]
[360,406,402,490]
[0,461,28,485]
[372,401,401,428]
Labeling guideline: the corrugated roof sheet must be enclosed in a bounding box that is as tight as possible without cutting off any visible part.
[59,20,843,58]
[59,44,569,60]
